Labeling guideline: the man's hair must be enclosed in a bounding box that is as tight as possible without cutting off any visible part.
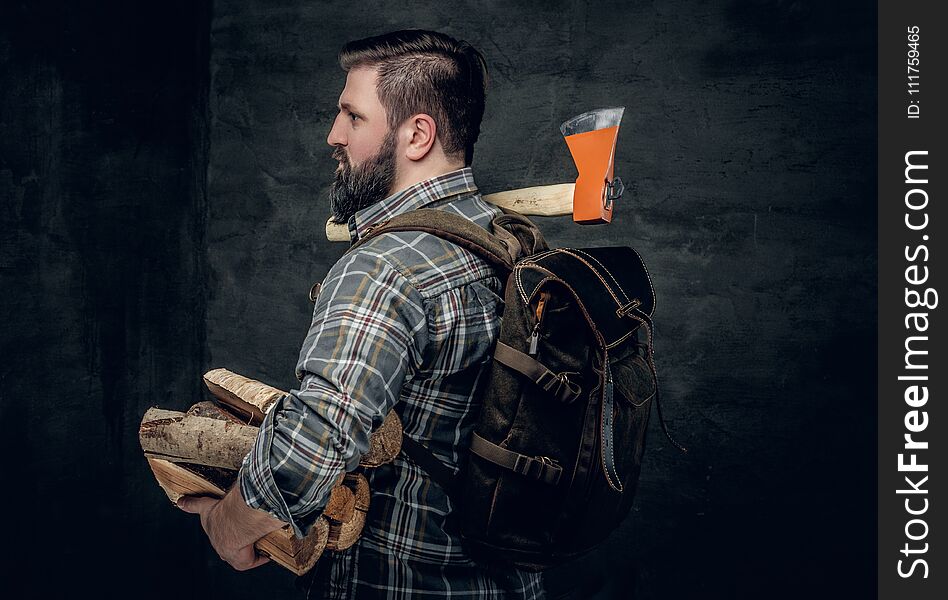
[339,30,488,166]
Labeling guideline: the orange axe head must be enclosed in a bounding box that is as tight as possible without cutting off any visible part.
[561,107,625,224]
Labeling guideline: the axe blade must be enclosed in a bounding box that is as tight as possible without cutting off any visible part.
[561,107,625,225]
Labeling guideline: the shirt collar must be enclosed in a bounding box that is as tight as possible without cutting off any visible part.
[348,167,478,242]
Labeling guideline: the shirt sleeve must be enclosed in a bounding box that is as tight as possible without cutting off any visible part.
[237,246,428,537]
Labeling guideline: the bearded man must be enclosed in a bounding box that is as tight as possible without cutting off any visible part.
[178,30,546,599]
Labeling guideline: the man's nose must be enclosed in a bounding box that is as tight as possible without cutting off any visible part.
[327,113,346,147]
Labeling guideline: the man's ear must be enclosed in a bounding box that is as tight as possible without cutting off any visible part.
[402,113,438,162]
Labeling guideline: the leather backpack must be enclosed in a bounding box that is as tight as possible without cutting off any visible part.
[348,207,685,571]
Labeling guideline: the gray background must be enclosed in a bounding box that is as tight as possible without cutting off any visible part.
[1,0,876,598]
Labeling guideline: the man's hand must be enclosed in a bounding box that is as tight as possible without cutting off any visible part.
[177,483,287,571]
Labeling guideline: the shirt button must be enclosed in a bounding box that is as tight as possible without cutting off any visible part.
[309,282,321,303]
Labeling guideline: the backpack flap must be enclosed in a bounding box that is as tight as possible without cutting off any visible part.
[517,247,655,349]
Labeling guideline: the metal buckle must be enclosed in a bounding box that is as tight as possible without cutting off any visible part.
[535,456,562,485]
[536,455,560,469]
[554,372,582,403]
[603,177,625,210]
[536,370,557,392]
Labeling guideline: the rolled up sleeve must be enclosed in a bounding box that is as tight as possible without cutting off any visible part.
[238,246,428,537]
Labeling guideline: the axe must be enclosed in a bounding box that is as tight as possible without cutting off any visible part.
[326,107,625,241]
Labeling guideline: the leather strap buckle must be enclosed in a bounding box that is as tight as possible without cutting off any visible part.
[470,434,563,486]
[537,370,582,404]
[513,454,562,485]
[616,298,642,319]
[494,342,581,403]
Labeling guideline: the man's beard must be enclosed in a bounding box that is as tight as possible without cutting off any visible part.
[328,131,397,224]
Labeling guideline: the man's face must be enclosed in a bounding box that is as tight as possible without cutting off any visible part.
[327,67,398,224]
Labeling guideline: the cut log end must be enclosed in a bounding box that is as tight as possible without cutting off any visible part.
[326,473,370,552]
[323,483,356,523]
[256,517,330,576]
[359,411,403,467]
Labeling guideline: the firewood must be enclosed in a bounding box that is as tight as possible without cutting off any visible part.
[326,473,370,552]
[144,408,187,422]
[359,410,403,467]
[323,483,356,524]
[203,368,285,425]
[145,457,329,575]
[187,400,246,424]
[141,367,408,577]
[140,407,256,470]
[147,456,228,504]
[256,516,330,576]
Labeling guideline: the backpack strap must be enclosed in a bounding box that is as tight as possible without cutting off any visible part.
[470,433,563,485]
[348,206,547,499]
[493,341,582,404]
[347,208,516,269]
[626,308,688,454]
[399,434,462,500]
[348,207,549,266]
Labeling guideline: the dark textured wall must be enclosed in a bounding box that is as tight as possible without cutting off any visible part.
[0,1,214,597]
[1,1,875,598]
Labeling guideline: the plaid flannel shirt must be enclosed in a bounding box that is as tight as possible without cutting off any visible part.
[238,168,545,599]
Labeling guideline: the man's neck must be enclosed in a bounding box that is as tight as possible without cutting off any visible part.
[391,160,465,197]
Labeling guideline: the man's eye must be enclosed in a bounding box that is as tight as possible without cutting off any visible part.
[349,113,360,122]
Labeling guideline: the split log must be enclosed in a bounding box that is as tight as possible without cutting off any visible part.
[359,410,403,467]
[203,368,285,425]
[146,456,229,504]
[145,458,329,575]
[326,473,370,552]
[140,407,257,470]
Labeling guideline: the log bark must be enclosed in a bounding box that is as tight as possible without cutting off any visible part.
[187,400,247,424]
[140,407,256,470]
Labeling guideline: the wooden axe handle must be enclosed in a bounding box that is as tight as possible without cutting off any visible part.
[325,183,574,242]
